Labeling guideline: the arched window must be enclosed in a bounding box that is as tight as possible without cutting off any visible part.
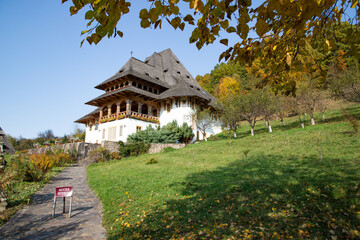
[102,106,108,116]
[120,101,126,112]
[141,104,148,115]
[152,107,158,117]
[111,103,117,114]
[131,101,138,112]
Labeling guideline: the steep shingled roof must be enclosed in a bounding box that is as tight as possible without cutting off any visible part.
[76,49,217,122]
[0,126,15,154]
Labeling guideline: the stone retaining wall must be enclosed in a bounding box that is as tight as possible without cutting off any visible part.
[0,197,6,213]
[101,141,119,153]
[26,141,187,158]
[27,142,99,159]
[148,143,186,153]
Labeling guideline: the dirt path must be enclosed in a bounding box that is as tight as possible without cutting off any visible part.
[0,164,106,240]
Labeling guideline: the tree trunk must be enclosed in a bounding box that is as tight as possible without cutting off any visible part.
[299,116,305,129]
[250,124,254,136]
[234,131,237,138]
[281,118,286,126]
[311,114,315,125]
[267,120,272,133]
[322,113,325,120]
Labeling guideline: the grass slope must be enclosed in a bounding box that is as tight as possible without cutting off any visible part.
[87,104,360,239]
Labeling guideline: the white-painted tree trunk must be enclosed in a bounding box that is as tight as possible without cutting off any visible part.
[299,116,305,129]
[234,132,237,138]
[322,113,326,120]
[281,119,286,126]
[267,120,272,133]
[311,115,315,125]
[250,125,254,136]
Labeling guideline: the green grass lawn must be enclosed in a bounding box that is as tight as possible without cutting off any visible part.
[87,104,360,239]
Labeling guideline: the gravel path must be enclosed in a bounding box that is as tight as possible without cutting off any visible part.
[0,164,107,240]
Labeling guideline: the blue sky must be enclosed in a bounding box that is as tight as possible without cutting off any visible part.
[0,0,254,139]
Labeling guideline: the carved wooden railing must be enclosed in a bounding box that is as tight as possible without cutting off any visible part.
[99,111,159,123]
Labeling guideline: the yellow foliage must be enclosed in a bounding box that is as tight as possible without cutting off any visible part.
[26,154,55,181]
[215,76,240,100]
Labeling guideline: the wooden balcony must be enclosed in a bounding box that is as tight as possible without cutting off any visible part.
[99,111,159,124]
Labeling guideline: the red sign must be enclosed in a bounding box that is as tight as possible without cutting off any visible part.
[55,187,73,197]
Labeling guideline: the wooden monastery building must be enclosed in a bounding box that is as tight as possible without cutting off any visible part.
[75,49,221,143]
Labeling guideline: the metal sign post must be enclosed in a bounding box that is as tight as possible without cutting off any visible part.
[52,187,73,218]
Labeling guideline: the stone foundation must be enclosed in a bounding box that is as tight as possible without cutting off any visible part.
[148,143,186,154]
[27,142,99,159]
[0,197,7,213]
[26,141,187,158]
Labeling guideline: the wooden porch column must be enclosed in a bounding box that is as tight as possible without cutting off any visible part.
[116,102,120,115]
[107,104,111,117]
[148,106,153,116]
[99,107,103,121]
[126,100,132,116]
[138,102,143,114]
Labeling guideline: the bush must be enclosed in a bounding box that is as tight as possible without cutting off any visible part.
[111,152,120,160]
[119,141,150,158]
[89,147,111,163]
[163,147,175,153]
[127,121,194,143]
[25,154,55,181]
[208,135,221,141]
[146,158,158,165]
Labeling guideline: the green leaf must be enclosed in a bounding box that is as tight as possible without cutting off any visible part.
[139,9,149,19]
[226,26,236,33]
[220,20,229,29]
[85,10,94,20]
[117,30,123,37]
[155,20,162,29]
[140,19,151,28]
[220,39,228,46]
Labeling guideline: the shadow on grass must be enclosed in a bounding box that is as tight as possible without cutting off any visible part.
[110,154,360,239]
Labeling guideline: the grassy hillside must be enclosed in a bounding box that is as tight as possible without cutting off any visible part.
[87,104,360,239]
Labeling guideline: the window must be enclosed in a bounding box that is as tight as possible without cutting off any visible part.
[95,124,99,130]
[166,103,171,112]
[108,127,116,141]
[119,125,123,136]
[182,100,186,107]
[136,126,142,132]
[102,129,106,139]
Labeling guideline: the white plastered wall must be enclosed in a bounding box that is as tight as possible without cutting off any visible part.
[85,118,159,143]
[159,98,222,141]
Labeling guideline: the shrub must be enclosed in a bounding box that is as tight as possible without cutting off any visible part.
[127,121,194,143]
[89,147,111,163]
[178,123,194,143]
[111,152,120,160]
[53,152,73,167]
[119,141,150,158]
[25,154,54,181]
[208,135,221,141]
[146,158,158,165]
[163,147,175,153]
